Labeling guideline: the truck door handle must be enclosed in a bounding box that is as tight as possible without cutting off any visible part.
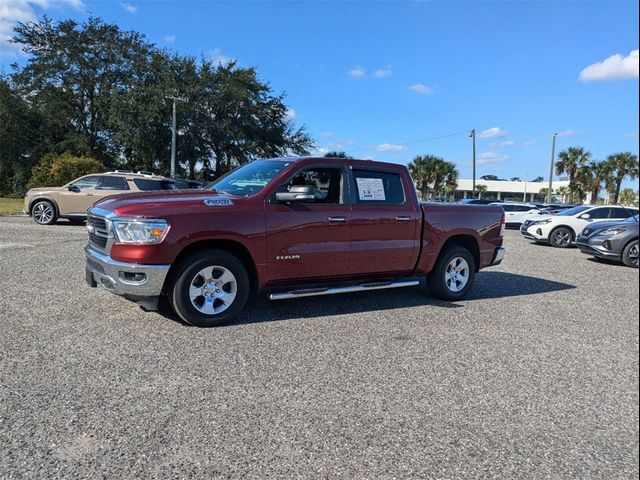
[327,216,348,223]
[395,216,411,221]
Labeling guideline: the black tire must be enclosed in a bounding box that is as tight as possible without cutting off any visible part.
[549,227,573,248]
[427,245,476,301]
[169,249,250,327]
[622,239,639,268]
[31,200,58,225]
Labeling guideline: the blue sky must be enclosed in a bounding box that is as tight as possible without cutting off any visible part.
[1,0,638,183]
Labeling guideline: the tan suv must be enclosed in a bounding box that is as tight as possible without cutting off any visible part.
[24,171,177,225]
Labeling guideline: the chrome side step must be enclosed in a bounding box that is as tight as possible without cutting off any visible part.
[269,279,420,301]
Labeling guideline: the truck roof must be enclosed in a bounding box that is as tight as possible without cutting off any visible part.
[267,156,405,170]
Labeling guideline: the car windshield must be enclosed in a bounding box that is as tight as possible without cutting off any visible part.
[624,214,639,223]
[207,160,292,196]
[556,205,591,216]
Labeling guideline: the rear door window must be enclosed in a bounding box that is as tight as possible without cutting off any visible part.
[352,170,405,205]
[610,207,634,218]
[132,179,177,191]
[99,176,129,190]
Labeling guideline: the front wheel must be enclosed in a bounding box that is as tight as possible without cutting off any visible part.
[31,200,57,225]
[622,240,639,268]
[550,227,573,248]
[427,246,476,301]
[169,250,250,327]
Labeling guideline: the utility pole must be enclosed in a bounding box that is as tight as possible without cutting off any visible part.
[166,96,187,178]
[470,129,476,194]
[547,132,557,204]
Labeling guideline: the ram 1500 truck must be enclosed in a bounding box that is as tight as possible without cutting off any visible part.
[85,157,506,327]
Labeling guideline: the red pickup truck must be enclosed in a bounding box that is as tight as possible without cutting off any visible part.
[85,157,505,327]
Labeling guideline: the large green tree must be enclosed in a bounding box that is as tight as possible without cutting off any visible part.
[555,146,591,204]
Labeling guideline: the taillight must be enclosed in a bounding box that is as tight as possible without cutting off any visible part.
[499,214,505,237]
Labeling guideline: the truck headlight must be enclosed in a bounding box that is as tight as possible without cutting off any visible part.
[113,219,169,244]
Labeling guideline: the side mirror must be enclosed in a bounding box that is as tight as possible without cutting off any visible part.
[275,185,315,202]
[68,185,81,193]
[579,213,590,219]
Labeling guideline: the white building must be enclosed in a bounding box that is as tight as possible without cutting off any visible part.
[454,179,573,203]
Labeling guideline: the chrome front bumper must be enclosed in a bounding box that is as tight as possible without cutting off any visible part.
[491,247,506,266]
[85,246,170,297]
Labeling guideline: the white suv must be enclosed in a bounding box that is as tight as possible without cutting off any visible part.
[491,202,541,228]
[520,205,638,248]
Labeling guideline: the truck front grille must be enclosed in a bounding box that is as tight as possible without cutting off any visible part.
[87,215,110,251]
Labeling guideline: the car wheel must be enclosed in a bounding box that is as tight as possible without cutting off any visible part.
[170,249,250,327]
[31,200,58,225]
[550,227,572,248]
[427,245,476,301]
[622,240,639,268]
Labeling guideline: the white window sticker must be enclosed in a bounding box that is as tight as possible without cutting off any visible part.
[356,177,386,201]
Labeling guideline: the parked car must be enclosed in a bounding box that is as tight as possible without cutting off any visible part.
[85,157,506,327]
[173,178,206,189]
[490,202,541,228]
[520,205,639,248]
[458,199,502,205]
[24,171,177,225]
[576,215,639,267]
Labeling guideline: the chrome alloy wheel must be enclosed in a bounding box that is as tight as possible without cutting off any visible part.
[189,265,238,315]
[33,202,54,224]
[445,257,469,292]
[552,229,571,247]
[629,243,639,267]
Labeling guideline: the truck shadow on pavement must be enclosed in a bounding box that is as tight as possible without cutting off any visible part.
[159,271,575,326]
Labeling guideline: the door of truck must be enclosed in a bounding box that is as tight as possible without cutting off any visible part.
[348,167,420,276]
[265,163,352,283]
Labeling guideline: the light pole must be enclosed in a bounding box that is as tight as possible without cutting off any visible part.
[547,132,557,204]
[470,129,476,193]
[166,96,187,178]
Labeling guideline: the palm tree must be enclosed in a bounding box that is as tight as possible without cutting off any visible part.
[408,155,458,200]
[538,187,549,200]
[619,188,638,206]
[475,184,487,199]
[408,155,435,199]
[555,186,569,204]
[555,147,591,204]
[606,152,639,204]
[578,160,607,204]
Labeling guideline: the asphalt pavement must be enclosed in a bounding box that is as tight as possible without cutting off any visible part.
[0,216,638,478]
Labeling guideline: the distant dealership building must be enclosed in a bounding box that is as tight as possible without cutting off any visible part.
[454,178,572,203]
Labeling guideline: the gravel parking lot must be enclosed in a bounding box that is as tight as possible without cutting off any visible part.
[1,216,638,478]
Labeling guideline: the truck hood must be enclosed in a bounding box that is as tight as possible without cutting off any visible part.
[93,190,245,217]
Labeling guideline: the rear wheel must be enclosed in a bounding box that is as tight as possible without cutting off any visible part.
[169,250,250,327]
[550,227,573,248]
[427,246,476,301]
[31,200,57,225]
[622,240,639,268]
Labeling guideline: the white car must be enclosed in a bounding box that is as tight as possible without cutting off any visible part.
[520,205,639,248]
[491,202,541,228]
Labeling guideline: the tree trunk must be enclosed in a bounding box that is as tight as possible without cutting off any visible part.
[568,172,574,204]
[613,179,622,204]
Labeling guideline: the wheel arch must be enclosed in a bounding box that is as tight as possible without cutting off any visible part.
[437,234,480,272]
[28,196,59,217]
[165,239,259,297]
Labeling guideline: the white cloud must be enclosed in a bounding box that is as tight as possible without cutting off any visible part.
[490,140,515,147]
[285,107,298,121]
[478,127,507,139]
[207,48,234,66]
[579,49,639,82]
[477,151,510,165]
[556,129,577,137]
[119,2,137,13]
[348,66,366,78]
[0,0,84,57]
[320,131,334,137]
[373,66,392,78]
[164,34,176,43]
[375,143,407,153]
[523,140,536,147]
[408,83,432,94]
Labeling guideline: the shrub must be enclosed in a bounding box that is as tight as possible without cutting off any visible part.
[27,153,105,188]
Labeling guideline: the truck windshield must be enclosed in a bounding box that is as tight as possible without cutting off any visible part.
[207,160,292,196]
